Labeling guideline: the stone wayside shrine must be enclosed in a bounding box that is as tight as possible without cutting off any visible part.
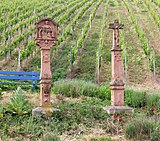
[32,18,59,117]
[104,19,134,114]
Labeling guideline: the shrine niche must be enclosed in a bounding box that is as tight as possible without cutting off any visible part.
[36,18,58,48]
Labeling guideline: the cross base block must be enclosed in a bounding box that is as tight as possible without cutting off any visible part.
[103,106,134,114]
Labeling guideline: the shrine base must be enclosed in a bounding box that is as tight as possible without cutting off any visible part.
[32,107,60,117]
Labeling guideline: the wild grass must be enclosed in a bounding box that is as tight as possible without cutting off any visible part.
[52,79,111,100]
[0,81,160,140]
[125,116,160,141]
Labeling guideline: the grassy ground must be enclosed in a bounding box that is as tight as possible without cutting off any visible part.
[0,82,160,141]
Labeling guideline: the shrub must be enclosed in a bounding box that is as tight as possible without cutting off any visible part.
[150,125,160,141]
[125,116,160,140]
[125,117,154,140]
[125,88,160,111]
[146,94,160,110]
[98,85,111,100]
[52,79,110,100]
[5,87,31,115]
[125,89,146,108]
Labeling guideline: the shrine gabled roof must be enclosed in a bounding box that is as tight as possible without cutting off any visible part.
[36,18,58,27]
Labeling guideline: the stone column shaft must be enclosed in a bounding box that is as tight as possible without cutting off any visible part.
[40,49,52,107]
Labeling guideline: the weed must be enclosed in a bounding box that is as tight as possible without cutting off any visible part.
[5,87,31,115]
[42,133,60,141]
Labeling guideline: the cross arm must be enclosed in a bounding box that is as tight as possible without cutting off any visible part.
[108,19,124,29]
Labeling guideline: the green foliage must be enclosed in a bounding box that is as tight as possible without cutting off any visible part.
[41,133,60,141]
[71,0,103,65]
[155,54,160,74]
[0,97,109,140]
[150,124,160,141]
[0,88,4,118]
[96,1,109,82]
[51,98,109,133]
[125,117,160,141]
[0,106,4,117]
[125,89,146,108]
[6,87,31,115]
[0,88,2,100]
[90,137,112,141]
[52,68,67,82]
[30,56,41,71]
[146,94,160,111]
[57,0,89,25]
[0,114,44,140]
[125,117,154,140]
[109,1,115,7]
[152,0,160,8]
[122,0,153,70]
[52,79,111,100]
[59,0,96,45]
[20,41,36,61]
[125,88,160,110]
[143,0,160,29]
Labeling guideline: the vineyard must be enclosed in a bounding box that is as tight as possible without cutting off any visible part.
[0,0,160,86]
[1,0,160,140]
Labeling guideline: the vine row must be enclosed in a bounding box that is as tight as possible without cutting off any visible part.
[122,0,154,70]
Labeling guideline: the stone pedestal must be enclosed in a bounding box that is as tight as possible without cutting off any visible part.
[103,106,134,114]
[110,47,125,106]
[110,84,124,106]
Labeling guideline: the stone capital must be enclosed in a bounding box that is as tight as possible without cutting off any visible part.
[110,80,124,87]
[111,45,122,51]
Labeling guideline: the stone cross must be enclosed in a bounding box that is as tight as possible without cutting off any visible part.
[109,19,124,49]
[103,20,133,114]
[109,19,124,106]
[34,18,58,116]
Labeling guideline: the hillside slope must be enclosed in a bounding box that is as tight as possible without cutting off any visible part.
[0,0,160,87]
